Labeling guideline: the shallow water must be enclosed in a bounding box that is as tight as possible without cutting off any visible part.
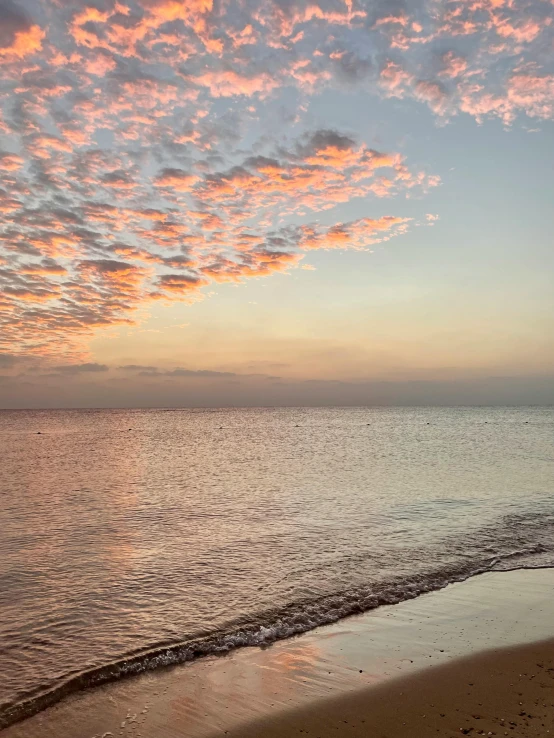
[1,406,553,727]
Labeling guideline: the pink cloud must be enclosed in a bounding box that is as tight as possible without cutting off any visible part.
[414,79,450,115]
[439,51,468,79]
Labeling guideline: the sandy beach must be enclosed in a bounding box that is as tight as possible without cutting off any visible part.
[3,568,554,738]
[226,638,554,737]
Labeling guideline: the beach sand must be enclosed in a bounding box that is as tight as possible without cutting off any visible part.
[226,638,554,737]
[3,568,554,738]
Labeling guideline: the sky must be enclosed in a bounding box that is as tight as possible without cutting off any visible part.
[0,0,553,407]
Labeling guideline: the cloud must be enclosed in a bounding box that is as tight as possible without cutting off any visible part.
[63,362,273,379]
[164,368,239,377]
[414,79,450,115]
[0,352,17,368]
[332,52,372,84]
[20,258,68,275]
[458,69,554,125]
[0,0,550,361]
[2,114,436,356]
[0,0,45,61]
[439,51,468,79]
[190,69,280,98]
[297,215,412,250]
[118,364,159,371]
[52,362,110,374]
[0,151,24,171]
[153,168,200,191]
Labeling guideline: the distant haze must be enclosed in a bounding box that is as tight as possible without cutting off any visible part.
[0,362,552,409]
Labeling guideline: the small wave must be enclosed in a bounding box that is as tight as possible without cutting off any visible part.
[1,543,551,731]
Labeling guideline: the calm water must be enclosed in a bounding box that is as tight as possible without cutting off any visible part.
[1,407,553,727]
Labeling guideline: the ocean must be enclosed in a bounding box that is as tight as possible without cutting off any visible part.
[1,406,553,729]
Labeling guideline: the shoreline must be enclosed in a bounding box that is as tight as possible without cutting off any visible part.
[0,559,508,731]
[2,567,554,737]
[1,562,550,732]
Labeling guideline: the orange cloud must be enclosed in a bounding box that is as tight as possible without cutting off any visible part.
[200,249,303,282]
[0,25,45,61]
[299,216,412,250]
[0,152,24,171]
[141,0,213,23]
[29,135,74,157]
[156,273,210,295]
[154,168,200,191]
[83,52,117,76]
[69,6,111,49]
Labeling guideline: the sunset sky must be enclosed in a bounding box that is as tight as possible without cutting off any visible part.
[0,0,553,407]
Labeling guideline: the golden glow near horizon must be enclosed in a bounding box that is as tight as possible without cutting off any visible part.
[0,0,553,405]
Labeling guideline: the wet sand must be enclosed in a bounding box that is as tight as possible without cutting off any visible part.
[227,638,554,737]
[3,568,554,738]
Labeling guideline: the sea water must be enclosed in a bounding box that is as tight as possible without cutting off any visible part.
[1,406,553,727]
